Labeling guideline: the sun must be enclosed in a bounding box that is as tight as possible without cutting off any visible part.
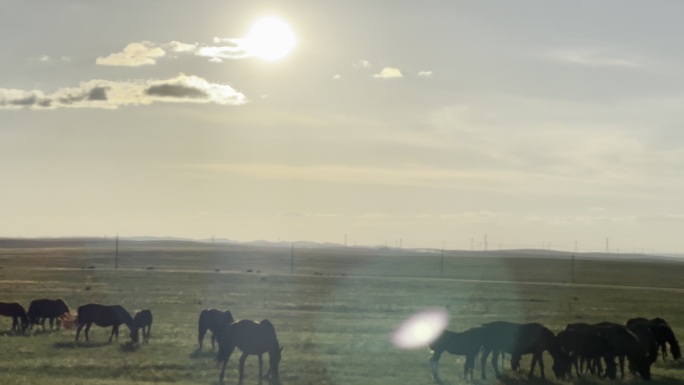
[244,17,296,60]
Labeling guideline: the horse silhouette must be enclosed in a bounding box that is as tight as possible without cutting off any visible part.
[217,319,282,385]
[198,308,235,352]
[27,298,70,330]
[428,326,485,380]
[479,321,568,380]
[627,317,681,360]
[588,322,651,380]
[133,309,153,343]
[560,324,614,378]
[0,302,29,332]
[67,303,139,343]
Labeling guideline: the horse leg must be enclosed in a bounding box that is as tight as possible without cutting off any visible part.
[428,349,442,380]
[239,352,249,384]
[219,358,229,385]
[198,324,206,352]
[258,354,264,384]
[481,347,492,379]
[492,349,502,379]
[109,325,119,343]
[618,355,625,379]
[84,323,92,342]
[537,352,546,379]
[465,353,474,380]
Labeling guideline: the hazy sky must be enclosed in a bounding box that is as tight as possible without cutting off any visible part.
[3,1,684,252]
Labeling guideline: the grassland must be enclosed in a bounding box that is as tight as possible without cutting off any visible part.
[0,238,684,385]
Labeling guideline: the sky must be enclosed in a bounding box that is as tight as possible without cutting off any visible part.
[3,1,684,253]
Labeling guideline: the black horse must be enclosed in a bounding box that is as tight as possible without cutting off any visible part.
[133,309,153,343]
[560,324,615,378]
[428,326,485,380]
[0,302,29,332]
[27,298,70,330]
[590,322,651,380]
[68,303,139,343]
[479,321,568,380]
[627,317,681,360]
[198,308,235,352]
[217,319,282,385]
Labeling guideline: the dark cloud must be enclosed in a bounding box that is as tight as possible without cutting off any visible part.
[88,87,108,101]
[145,84,208,99]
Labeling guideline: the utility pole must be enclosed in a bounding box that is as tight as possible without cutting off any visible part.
[484,234,488,251]
[440,241,445,278]
[344,234,347,247]
[115,234,119,270]
[290,243,294,274]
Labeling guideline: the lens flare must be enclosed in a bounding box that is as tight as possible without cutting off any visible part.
[391,307,449,349]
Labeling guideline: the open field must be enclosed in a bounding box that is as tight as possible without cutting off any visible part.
[1,238,684,384]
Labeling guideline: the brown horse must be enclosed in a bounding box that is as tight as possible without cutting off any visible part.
[217,319,282,385]
[560,324,614,378]
[479,321,569,380]
[589,322,652,380]
[27,298,70,330]
[198,308,235,352]
[0,302,29,333]
[428,326,485,380]
[67,303,139,343]
[133,309,153,343]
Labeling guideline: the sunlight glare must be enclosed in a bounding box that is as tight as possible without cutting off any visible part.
[244,17,296,60]
[391,307,449,350]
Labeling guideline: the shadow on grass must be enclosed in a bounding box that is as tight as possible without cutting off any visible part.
[119,341,140,352]
[189,348,219,359]
[0,330,30,337]
[53,341,111,349]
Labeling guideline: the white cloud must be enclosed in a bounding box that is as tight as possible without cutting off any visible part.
[418,70,433,77]
[548,48,642,68]
[164,40,197,53]
[96,41,166,67]
[0,74,248,109]
[373,67,403,79]
[40,55,50,62]
[333,74,341,80]
[354,60,371,68]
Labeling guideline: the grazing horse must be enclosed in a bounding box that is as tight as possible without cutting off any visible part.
[479,321,568,380]
[627,317,681,360]
[27,298,70,330]
[0,302,29,332]
[428,326,485,380]
[217,319,282,385]
[591,322,651,380]
[133,309,153,343]
[70,304,139,343]
[198,308,235,352]
[560,325,614,378]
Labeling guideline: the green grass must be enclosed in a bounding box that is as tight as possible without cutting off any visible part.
[0,239,683,384]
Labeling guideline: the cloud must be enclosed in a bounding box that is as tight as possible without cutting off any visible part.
[96,41,166,67]
[40,55,50,62]
[373,67,403,79]
[95,37,252,66]
[418,70,433,77]
[0,74,248,109]
[354,60,371,68]
[333,74,341,80]
[548,48,642,68]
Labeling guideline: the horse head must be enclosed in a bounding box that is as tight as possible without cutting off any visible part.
[130,327,140,343]
[268,346,283,385]
[672,339,682,360]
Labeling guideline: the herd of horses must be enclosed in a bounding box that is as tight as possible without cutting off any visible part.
[429,318,681,382]
[0,300,281,385]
